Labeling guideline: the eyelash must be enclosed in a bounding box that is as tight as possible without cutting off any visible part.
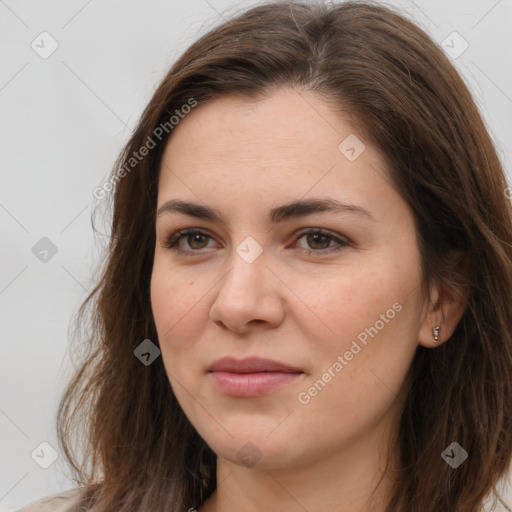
[163,228,349,256]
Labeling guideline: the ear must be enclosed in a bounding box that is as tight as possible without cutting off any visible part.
[418,254,469,348]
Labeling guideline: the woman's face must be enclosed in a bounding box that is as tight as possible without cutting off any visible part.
[151,87,430,470]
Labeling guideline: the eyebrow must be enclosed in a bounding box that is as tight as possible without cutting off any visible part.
[156,198,374,223]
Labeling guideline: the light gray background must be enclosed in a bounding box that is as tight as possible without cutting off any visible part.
[1,1,511,511]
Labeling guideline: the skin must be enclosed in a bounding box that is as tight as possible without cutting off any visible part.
[150,87,465,512]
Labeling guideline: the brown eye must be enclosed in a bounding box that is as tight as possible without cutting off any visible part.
[164,229,215,253]
[187,233,209,250]
[305,232,332,250]
[295,229,349,255]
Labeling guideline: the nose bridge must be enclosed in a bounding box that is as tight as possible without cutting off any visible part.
[218,229,267,287]
[209,242,285,331]
[218,243,268,304]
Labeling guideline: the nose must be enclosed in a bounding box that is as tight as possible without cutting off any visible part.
[209,250,286,334]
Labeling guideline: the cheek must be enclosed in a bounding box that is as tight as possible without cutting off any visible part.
[291,272,420,449]
[150,267,202,412]
[297,263,402,347]
[297,256,422,387]
[150,262,205,362]
[150,256,206,330]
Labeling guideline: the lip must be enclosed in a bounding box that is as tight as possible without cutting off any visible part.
[208,356,302,374]
[208,357,305,397]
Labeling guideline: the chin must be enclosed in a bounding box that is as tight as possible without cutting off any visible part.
[199,426,302,470]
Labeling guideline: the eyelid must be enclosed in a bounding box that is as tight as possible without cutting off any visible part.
[163,227,217,253]
[294,227,350,247]
[162,226,350,255]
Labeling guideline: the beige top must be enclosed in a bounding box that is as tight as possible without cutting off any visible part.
[16,488,84,512]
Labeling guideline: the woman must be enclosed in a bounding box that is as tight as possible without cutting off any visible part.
[18,1,512,511]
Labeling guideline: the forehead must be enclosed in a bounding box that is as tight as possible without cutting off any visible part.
[156,87,399,221]
[162,89,371,172]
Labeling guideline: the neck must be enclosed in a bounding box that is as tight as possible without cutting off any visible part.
[199,422,400,512]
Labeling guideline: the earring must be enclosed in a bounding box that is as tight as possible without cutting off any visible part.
[432,325,440,343]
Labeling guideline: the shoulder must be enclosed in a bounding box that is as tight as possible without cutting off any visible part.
[16,487,84,512]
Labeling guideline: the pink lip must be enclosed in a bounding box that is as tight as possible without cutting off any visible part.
[208,357,304,397]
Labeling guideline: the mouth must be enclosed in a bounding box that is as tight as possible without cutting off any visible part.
[208,356,305,398]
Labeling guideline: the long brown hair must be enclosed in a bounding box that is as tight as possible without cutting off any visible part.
[57,1,512,511]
